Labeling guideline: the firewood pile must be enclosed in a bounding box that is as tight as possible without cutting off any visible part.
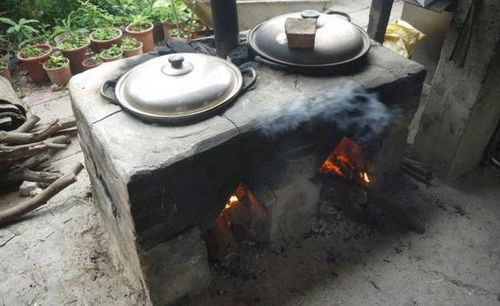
[0,114,78,189]
[0,113,84,226]
[0,98,85,229]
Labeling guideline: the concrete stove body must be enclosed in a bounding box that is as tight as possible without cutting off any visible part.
[69,44,425,305]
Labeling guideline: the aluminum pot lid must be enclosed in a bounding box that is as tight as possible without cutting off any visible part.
[115,53,243,119]
[248,10,370,67]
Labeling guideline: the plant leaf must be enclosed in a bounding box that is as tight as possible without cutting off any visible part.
[0,17,17,27]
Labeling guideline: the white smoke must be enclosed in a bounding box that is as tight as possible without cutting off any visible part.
[257,82,392,144]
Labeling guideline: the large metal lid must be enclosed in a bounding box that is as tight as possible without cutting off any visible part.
[248,10,370,67]
[114,53,243,121]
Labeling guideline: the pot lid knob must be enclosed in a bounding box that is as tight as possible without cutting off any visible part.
[162,54,193,76]
[169,54,185,69]
[301,10,320,19]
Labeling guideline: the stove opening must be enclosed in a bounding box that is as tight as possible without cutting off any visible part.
[319,137,372,185]
[206,184,269,266]
[317,137,373,217]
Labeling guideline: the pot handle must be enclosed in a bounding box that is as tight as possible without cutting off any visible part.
[99,80,119,105]
[324,10,352,23]
[240,66,257,94]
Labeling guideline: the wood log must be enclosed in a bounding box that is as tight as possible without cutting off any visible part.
[0,135,70,161]
[15,115,40,133]
[18,153,51,170]
[0,119,61,145]
[401,165,432,185]
[32,117,76,133]
[0,162,84,227]
[0,168,61,184]
[53,127,78,138]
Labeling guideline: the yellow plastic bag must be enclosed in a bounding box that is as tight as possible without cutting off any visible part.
[383,20,425,58]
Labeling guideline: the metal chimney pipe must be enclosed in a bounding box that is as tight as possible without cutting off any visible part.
[210,0,239,58]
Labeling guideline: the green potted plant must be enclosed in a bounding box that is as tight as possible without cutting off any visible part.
[16,44,53,83]
[100,45,123,62]
[0,34,10,64]
[0,17,42,49]
[42,52,72,86]
[52,14,91,74]
[185,19,208,40]
[0,61,11,82]
[18,23,51,50]
[121,36,143,58]
[82,53,103,70]
[125,15,154,53]
[153,0,191,40]
[90,27,123,52]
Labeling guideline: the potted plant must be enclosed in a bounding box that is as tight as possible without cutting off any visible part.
[90,27,123,52]
[16,44,53,83]
[82,54,103,71]
[42,52,72,86]
[0,61,11,81]
[125,15,155,53]
[121,36,143,58]
[100,45,123,62]
[0,35,10,65]
[0,17,42,49]
[57,35,91,74]
[52,14,90,74]
[153,0,190,40]
[185,19,208,40]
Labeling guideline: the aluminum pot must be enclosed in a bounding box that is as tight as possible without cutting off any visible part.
[100,53,257,124]
[248,10,371,73]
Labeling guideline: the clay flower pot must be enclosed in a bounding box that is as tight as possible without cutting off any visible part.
[16,44,52,83]
[18,37,50,50]
[102,54,123,62]
[123,41,143,58]
[101,50,123,62]
[82,58,102,71]
[60,38,91,74]
[125,23,155,53]
[90,28,123,52]
[0,63,11,82]
[43,58,72,86]
[162,22,179,40]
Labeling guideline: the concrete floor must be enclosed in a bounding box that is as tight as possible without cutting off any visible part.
[182,169,500,306]
[2,1,500,305]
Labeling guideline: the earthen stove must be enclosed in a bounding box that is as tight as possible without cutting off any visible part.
[70,43,424,305]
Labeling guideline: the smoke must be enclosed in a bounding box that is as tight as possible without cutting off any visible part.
[257,82,392,144]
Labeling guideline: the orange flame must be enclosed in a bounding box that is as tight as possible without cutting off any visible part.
[319,137,372,185]
[225,195,239,209]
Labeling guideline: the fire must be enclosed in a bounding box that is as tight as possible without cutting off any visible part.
[361,171,371,184]
[225,195,239,209]
[207,184,269,263]
[319,137,372,185]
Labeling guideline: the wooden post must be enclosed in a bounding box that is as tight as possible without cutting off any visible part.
[367,0,394,43]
